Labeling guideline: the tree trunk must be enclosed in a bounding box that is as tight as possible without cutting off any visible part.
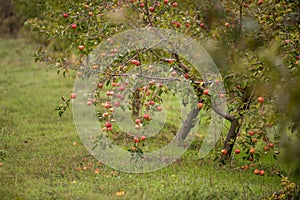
[176,107,200,141]
[219,118,241,164]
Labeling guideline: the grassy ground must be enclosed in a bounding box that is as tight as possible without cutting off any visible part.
[0,39,296,200]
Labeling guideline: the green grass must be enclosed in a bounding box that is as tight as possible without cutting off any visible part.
[0,39,296,200]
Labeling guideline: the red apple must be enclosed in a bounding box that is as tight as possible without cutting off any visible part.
[185,23,191,28]
[234,149,241,154]
[106,91,114,96]
[171,71,177,77]
[141,135,146,141]
[114,102,120,107]
[143,113,151,121]
[198,102,203,109]
[156,106,162,111]
[140,3,145,7]
[172,2,178,7]
[269,143,274,148]
[200,23,205,28]
[248,130,255,136]
[258,0,263,5]
[258,96,264,103]
[87,100,93,106]
[78,45,85,51]
[105,121,112,128]
[63,13,68,18]
[163,0,169,4]
[254,169,260,175]
[249,148,255,154]
[135,118,141,124]
[70,93,77,99]
[149,6,155,12]
[203,89,209,95]
[71,24,77,29]
[225,22,230,27]
[244,3,249,8]
[259,170,265,176]
[103,112,109,117]
[149,100,155,105]
[97,83,103,89]
[167,59,175,63]
[221,149,227,155]
[88,12,93,16]
[135,124,141,129]
[264,146,270,151]
[133,136,140,143]
[184,73,189,79]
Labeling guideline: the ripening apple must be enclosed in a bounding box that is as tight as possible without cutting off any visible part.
[244,3,249,8]
[143,113,151,121]
[225,22,230,27]
[221,149,227,155]
[78,45,85,51]
[258,0,263,5]
[200,23,205,28]
[94,168,100,174]
[185,23,191,28]
[135,118,141,124]
[163,0,169,4]
[156,105,162,111]
[234,149,241,154]
[149,100,155,105]
[104,102,111,109]
[70,93,77,99]
[141,135,146,141]
[113,102,120,107]
[97,82,103,89]
[149,6,155,12]
[172,2,178,7]
[257,96,264,103]
[112,82,119,87]
[105,121,112,128]
[71,24,77,29]
[140,3,145,7]
[133,136,140,143]
[249,148,255,154]
[259,170,265,176]
[135,124,141,129]
[264,146,270,151]
[88,12,93,16]
[248,130,255,136]
[203,89,209,95]
[171,71,177,77]
[87,100,92,106]
[77,71,82,77]
[103,112,109,117]
[254,169,260,175]
[198,102,203,109]
[149,80,155,85]
[269,143,274,148]
[118,85,125,91]
[106,91,114,96]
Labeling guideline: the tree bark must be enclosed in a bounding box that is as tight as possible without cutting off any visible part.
[176,107,200,141]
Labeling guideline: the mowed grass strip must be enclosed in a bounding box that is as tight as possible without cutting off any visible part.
[0,39,285,200]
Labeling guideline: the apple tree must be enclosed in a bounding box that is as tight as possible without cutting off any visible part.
[26,0,299,170]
